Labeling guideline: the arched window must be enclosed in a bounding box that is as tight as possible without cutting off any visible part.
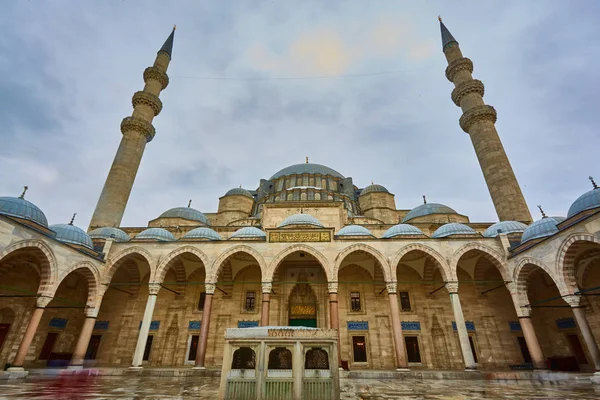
[268,347,292,369]
[304,348,329,370]
[231,347,256,369]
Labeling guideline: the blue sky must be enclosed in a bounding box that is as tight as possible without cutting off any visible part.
[1,0,599,228]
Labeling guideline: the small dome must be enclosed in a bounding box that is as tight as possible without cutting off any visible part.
[402,203,457,223]
[336,225,373,236]
[159,206,209,225]
[225,187,253,198]
[278,213,324,228]
[182,227,222,241]
[383,224,425,238]
[0,196,48,228]
[521,217,565,244]
[231,227,266,239]
[360,184,389,196]
[483,221,528,238]
[135,227,175,242]
[50,223,94,249]
[432,223,477,238]
[89,227,130,242]
[270,163,344,180]
[567,187,600,219]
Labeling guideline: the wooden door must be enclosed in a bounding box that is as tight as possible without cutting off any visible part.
[85,335,102,360]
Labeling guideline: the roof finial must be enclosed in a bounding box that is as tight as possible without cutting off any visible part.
[537,205,547,218]
[306,156,309,164]
[158,26,176,58]
[188,199,192,208]
[19,185,28,199]
[371,180,374,185]
[173,24,177,31]
[69,213,77,225]
[438,15,442,22]
[423,195,427,204]
[240,184,242,188]
[589,176,598,190]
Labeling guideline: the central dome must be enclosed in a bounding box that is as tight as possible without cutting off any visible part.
[270,163,344,180]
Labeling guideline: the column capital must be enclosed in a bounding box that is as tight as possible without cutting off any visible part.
[85,307,99,318]
[516,306,533,318]
[445,281,459,294]
[36,296,53,308]
[205,283,216,294]
[148,283,161,295]
[563,294,583,308]
[327,282,338,294]
[261,282,272,294]
[386,281,398,294]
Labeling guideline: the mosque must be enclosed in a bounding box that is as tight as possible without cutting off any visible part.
[1,20,599,376]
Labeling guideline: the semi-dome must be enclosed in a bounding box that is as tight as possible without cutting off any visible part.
[483,221,528,238]
[383,224,425,238]
[230,227,266,239]
[360,184,389,196]
[402,203,457,223]
[159,206,209,225]
[521,217,565,244]
[432,223,477,238]
[88,227,130,242]
[336,225,373,236]
[567,186,600,219]
[0,195,48,228]
[225,187,253,198]
[270,163,344,180]
[278,213,324,228]
[50,223,94,249]
[135,227,175,241]
[182,227,222,241]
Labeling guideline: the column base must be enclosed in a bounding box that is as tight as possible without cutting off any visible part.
[128,366,143,371]
[395,368,410,372]
[192,366,206,370]
[66,365,84,370]
[464,367,478,371]
[6,366,25,372]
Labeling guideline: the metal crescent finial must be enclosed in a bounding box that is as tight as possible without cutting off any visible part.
[537,205,547,218]
[423,195,427,204]
[371,181,374,185]
[306,156,309,164]
[173,25,177,31]
[438,15,442,22]
[19,186,28,199]
[188,199,192,208]
[69,213,77,225]
[589,176,598,190]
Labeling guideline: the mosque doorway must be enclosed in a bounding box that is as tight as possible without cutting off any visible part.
[288,279,317,327]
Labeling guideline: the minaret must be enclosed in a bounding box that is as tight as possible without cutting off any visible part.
[89,27,175,229]
[439,18,532,224]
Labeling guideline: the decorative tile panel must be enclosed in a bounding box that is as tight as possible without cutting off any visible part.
[452,321,475,331]
[238,321,259,328]
[401,321,421,331]
[188,320,201,330]
[94,321,110,330]
[49,318,67,329]
[556,317,576,329]
[508,321,522,332]
[347,321,369,331]
[138,320,160,331]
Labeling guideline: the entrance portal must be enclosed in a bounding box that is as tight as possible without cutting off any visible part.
[288,281,317,328]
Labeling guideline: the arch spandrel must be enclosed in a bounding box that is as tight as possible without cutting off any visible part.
[266,244,332,282]
[0,239,58,296]
[209,245,267,283]
[103,246,154,286]
[153,245,210,284]
[390,243,452,281]
[333,243,391,282]
[555,233,600,295]
[451,242,511,283]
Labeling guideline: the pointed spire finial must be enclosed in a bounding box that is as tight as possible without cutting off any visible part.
[306,156,309,164]
[173,24,177,31]
[423,195,427,204]
[438,15,442,22]
[589,176,598,190]
[69,213,77,225]
[19,186,28,199]
[188,199,192,208]
[158,26,176,59]
[537,205,547,218]
[439,17,458,51]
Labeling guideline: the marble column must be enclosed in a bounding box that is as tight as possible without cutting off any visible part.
[518,315,547,369]
[194,283,215,369]
[131,283,161,368]
[565,295,600,372]
[386,282,408,370]
[69,307,99,369]
[328,282,341,367]
[7,296,53,371]
[446,281,476,370]
[260,282,272,327]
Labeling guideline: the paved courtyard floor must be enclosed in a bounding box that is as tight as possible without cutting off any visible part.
[0,375,599,399]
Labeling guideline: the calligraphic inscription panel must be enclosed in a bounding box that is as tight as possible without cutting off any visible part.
[269,231,331,243]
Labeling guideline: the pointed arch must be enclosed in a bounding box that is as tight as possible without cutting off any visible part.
[513,257,565,309]
[52,261,101,307]
[0,239,57,296]
[154,246,209,284]
[555,233,600,295]
[451,242,511,282]
[103,246,153,287]
[391,244,451,281]
[267,244,331,282]
[208,245,267,283]
[333,243,391,281]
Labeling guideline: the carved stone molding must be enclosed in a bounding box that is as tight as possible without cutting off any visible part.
[261,282,273,294]
[36,296,53,308]
[451,79,484,106]
[445,281,459,294]
[148,283,161,295]
[132,91,163,116]
[445,57,473,82]
[516,307,532,318]
[563,294,582,308]
[205,283,216,294]
[143,66,169,90]
[327,282,338,294]
[85,307,99,318]
[385,281,397,294]
[120,116,156,142]
[459,105,497,133]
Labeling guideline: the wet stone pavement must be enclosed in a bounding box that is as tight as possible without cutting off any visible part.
[0,375,599,399]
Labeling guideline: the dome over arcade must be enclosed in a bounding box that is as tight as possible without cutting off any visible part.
[159,205,209,225]
[336,225,373,237]
[382,224,425,238]
[0,189,48,228]
[520,216,565,244]
[135,227,176,241]
[88,227,130,242]
[402,202,457,223]
[567,178,600,219]
[432,223,477,238]
[278,213,324,228]
[50,222,94,249]
[483,221,528,238]
[360,184,389,196]
[224,187,253,198]
[270,162,344,180]
[230,227,266,239]
[182,227,222,241]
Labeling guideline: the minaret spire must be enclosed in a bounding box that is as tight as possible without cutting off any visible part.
[440,19,532,223]
[89,28,175,229]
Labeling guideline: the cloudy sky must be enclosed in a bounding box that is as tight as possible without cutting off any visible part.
[1,0,598,228]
